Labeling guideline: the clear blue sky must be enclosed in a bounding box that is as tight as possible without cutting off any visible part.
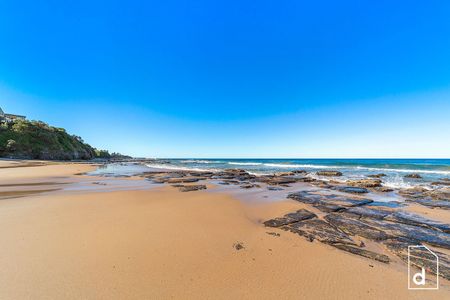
[1,1,449,158]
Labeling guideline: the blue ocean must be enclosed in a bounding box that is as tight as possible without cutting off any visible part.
[144,158,450,189]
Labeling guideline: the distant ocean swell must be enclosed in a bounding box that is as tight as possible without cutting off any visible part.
[143,159,450,189]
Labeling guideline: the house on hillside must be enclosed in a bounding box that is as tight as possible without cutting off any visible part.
[0,107,26,122]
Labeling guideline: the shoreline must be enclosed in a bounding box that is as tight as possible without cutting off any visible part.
[0,159,449,299]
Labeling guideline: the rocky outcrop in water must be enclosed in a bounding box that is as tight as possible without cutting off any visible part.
[346,179,382,188]
[404,173,422,179]
[368,173,386,178]
[316,170,343,176]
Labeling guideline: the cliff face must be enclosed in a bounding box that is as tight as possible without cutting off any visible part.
[0,119,97,160]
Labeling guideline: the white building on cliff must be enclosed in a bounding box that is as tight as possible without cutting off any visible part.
[0,107,26,122]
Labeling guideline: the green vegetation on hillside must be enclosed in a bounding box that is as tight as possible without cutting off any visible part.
[0,119,125,160]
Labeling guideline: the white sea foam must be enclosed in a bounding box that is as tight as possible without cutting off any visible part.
[180,160,218,164]
[228,162,262,166]
[354,166,450,175]
[381,175,425,189]
[263,163,346,169]
[261,163,450,175]
[145,164,217,172]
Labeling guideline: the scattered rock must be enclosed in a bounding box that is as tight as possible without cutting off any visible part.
[264,209,317,227]
[167,177,206,183]
[431,181,450,186]
[316,170,343,176]
[296,177,316,183]
[423,187,450,201]
[374,186,394,192]
[214,169,256,182]
[331,244,390,263]
[178,185,207,192]
[401,187,450,207]
[411,199,450,210]
[171,184,185,188]
[398,186,428,198]
[274,171,295,176]
[240,184,261,189]
[368,174,386,178]
[233,242,245,250]
[267,186,283,191]
[404,173,422,179]
[266,232,280,237]
[292,170,308,174]
[92,182,107,185]
[347,179,382,188]
[338,186,369,194]
[260,176,299,185]
[310,181,333,189]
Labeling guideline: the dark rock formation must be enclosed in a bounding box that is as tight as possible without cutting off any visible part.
[374,186,394,192]
[316,170,343,176]
[288,191,372,213]
[431,180,450,186]
[398,186,428,197]
[292,170,308,174]
[424,187,450,201]
[240,183,261,189]
[368,173,386,178]
[346,179,382,188]
[266,187,450,270]
[264,209,317,227]
[284,219,356,245]
[411,199,450,210]
[167,177,205,183]
[404,173,422,179]
[399,187,450,208]
[360,218,450,249]
[383,239,450,280]
[325,213,389,241]
[274,171,295,176]
[258,176,299,185]
[267,186,283,191]
[331,244,390,263]
[178,185,207,192]
[343,206,391,219]
[338,186,369,194]
[384,211,450,233]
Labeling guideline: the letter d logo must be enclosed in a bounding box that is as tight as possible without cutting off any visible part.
[408,245,439,290]
[413,267,425,286]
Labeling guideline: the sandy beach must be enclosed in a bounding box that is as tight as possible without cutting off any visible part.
[0,161,449,299]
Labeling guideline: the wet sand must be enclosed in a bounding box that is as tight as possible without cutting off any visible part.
[0,160,449,299]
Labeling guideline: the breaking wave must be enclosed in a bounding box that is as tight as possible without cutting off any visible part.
[228,162,262,166]
[145,164,218,172]
[263,163,345,169]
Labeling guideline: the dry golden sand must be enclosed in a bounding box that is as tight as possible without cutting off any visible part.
[0,161,449,299]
